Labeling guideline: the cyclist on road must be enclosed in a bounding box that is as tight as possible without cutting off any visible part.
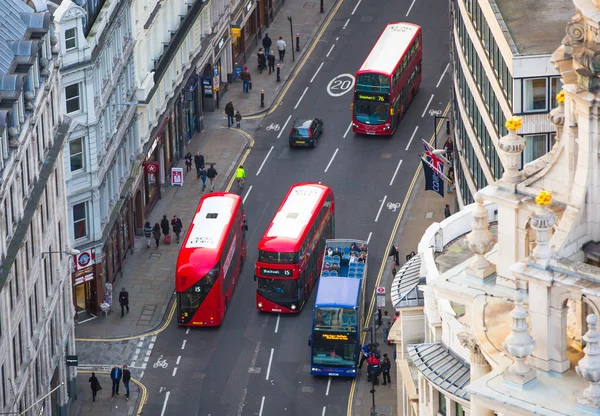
[235,165,246,189]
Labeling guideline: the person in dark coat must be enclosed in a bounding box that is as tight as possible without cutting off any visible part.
[207,164,218,192]
[225,101,235,128]
[257,48,266,74]
[194,151,205,178]
[267,51,276,74]
[171,215,183,243]
[241,66,251,93]
[89,372,101,402]
[122,364,132,400]
[143,221,153,248]
[152,223,161,248]
[161,215,170,237]
[118,287,129,317]
[110,365,122,397]
[262,33,272,56]
[184,152,193,173]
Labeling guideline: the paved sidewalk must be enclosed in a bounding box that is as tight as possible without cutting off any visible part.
[75,127,249,341]
[224,0,338,116]
[70,372,142,416]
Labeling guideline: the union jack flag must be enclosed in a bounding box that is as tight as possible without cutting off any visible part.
[422,140,444,175]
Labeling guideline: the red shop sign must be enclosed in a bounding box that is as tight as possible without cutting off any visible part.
[144,162,160,174]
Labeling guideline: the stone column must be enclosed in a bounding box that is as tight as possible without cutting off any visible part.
[458,332,494,416]
[503,291,536,386]
[465,193,496,279]
[577,314,600,412]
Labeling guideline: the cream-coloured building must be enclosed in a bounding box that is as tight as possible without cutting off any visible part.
[392,0,600,414]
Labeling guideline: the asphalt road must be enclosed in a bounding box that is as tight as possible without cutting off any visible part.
[141,0,450,414]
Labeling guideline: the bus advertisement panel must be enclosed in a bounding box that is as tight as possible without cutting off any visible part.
[309,239,368,377]
[352,22,422,136]
[176,193,247,327]
[255,183,335,313]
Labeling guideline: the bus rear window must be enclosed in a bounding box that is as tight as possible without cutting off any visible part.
[356,74,390,93]
[259,250,298,264]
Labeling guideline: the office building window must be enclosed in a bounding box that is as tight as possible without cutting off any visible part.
[69,138,84,172]
[438,391,447,415]
[456,402,466,416]
[65,83,81,114]
[550,77,563,109]
[523,78,548,112]
[523,134,549,165]
[73,202,87,240]
[65,28,77,50]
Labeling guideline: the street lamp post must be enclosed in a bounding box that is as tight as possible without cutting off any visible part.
[287,16,295,62]
[41,248,81,258]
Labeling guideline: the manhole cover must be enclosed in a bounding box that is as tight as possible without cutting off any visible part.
[360,15,374,22]
[304,2,315,8]
[425,212,433,219]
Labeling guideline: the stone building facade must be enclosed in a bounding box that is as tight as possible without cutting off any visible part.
[0,0,76,414]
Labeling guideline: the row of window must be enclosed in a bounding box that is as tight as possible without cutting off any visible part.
[518,77,562,114]
[391,35,421,92]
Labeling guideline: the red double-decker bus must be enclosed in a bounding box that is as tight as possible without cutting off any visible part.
[352,22,422,136]
[255,183,335,313]
[176,193,247,326]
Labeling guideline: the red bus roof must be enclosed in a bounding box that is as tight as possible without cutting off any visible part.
[357,22,421,76]
[176,193,242,291]
[258,183,332,253]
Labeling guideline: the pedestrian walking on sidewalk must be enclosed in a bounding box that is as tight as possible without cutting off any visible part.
[171,215,183,243]
[277,36,286,61]
[235,111,242,128]
[122,365,131,400]
[381,354,392,385]
[161,215,170,239]
[257,49,266,74]
[241,66,251,93]
[89,372,101,402]
[262,33,272,56]
[152,223,161,248]
[444,137,454,161]
[110,365,122,396]
[267,51,276,74]
[194,151,205,178]
[225,102,235,128]
[207,164,218,191]
[447,168,455,194]
[367,355,381,385]
[199,165,207,191]
[143,221,153,248]
[184,152,193,173]
[119,287,129,317]
[358,343,371,369]
[444,204,451,218]
[382,310,392,342]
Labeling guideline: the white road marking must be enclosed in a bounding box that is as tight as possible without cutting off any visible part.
[143,357,149,362]
[322,407,327,416]
[294,87,309,109]
[405,126,419,151]
[259,397,266,416]
[324,148,339,173]
[137,341,143,348]
[243,185,253,203]
[146,350,152,356]
[148,343,154,350]
[275,314,281,333]
[343,18,350,29]
[266,348,275,380]
[406,0,416,16]
[172,367,178,377]
[135,348,141,355]
[185,328,190,335]
[351,0,362,14]
[436,63,451,88]
[336,37,339,41]
[375,195,388,222]
[327,74,355,97]
[181,340,187,350]
[326,44,335,57]
[278,115,292,139]
[367,232,372,244]
[256,146,274,176]
[310,62,325,83]
[140,371,144,379]
[326,377,332,395]
[421,94,434,118]
[152,335,157,342]
[176,356,181,365]
[389,159,403,186]
[160,391,170,416]
[343,121,352,138]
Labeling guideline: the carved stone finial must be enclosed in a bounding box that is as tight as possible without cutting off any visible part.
[465,193,496,279]
[548,90,565,148]
[576,314,600,412]
[503,291,536,386]
[530,191,556,261]
[498,116,526,183]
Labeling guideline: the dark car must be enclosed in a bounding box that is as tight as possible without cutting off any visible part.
[289,118,324,148]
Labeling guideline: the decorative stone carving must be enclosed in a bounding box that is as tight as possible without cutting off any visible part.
[8,127,19,148]
[62,7,85,21]
[530,191,556,261]
[503,291,536,386]
[458,331,487,366]
[85,68,94,80]
[577,314,600,412]
[565,13,585,45]
[92,189,100,200]
[39,57,49,76]
[465,193,496,279]
[548,90,565,148]
[24,92,34,110]
[498,116,525,183]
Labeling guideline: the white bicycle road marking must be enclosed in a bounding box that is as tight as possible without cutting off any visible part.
[387,202,402,212]
[153,355,169,369]
[265,123,281,131]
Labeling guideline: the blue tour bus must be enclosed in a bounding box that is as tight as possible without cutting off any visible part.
[308,239,368,377]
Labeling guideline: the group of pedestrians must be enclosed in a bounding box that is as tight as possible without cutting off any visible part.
[88,364,132,402]
[183,151,219,191]
[358,344,392,386]
[143,215,184,248]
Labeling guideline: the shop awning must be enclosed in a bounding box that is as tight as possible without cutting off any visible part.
[390,254,425,308]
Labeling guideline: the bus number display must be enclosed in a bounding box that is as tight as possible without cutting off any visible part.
[260,268,293,277]
[355,93,388,103]
[321,333,349,341]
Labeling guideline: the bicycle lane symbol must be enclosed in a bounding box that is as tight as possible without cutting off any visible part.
[265,123,280,131]
[153,355,168,369]
[387,202,401,212]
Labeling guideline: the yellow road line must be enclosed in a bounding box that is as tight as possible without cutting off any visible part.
[345,101,451,415]
[76,128,256,343]
[78,369,148,416]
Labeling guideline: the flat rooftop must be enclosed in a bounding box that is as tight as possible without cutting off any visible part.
[493,0,575,55]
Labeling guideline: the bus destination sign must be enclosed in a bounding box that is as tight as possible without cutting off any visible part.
[321,333,349,341]
[260,268,293,277]
[355,92,389,103]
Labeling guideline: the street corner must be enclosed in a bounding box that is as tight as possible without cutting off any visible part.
[75,370,145,416]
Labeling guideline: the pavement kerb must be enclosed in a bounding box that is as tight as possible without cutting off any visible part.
[75,127,254,342]
[77,369,147,416]
[239,0,342,118]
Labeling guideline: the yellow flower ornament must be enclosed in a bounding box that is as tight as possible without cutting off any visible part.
[505,116,523,132]
[535,190,552,206]
[556,90,565,104]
